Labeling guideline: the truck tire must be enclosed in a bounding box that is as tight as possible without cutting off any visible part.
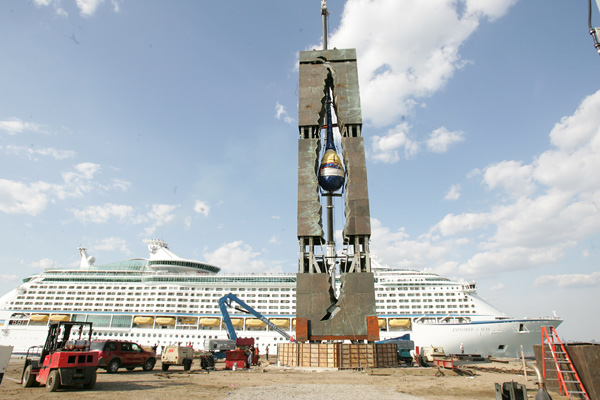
[183,358,192,371]
[46,370,60,392]
[200,354,215,370]
[22,365,37,388]
[142,358,156,371]
[161,363,169,371]
[107,359,120,373]
[82,371,96,390]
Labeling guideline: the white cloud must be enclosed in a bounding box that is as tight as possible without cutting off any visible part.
[370,124,464,162]
[370,122,419,162]
[33,0,119,17]
[426,127,465,153]
[110,0,119,13]
[0,163,130,216]
[0,274,18,282]
[110,178,131,192]
[483,160,536,197]
[424,90,600,277]
[490,282,505,291]
[464,0,517,22]
[57,163,128,199]
[330,0,517,127]
[444,184,461,201]
[3,145,76,160]
[93,237,130,254]
[268,235,280,245]
[0,118,46,135]
[28,258,58,269]
[548,88,600,151]
[435,211,492,236]
[76,0,104,17]
[59,162,100,195]
[457,246,566,276]
[193,200,210,217]
[582,249,590,257]
[534,271,600,288]
[143,204,178,236]
[70,202,180,234]
[0,179,51,215]
[38,0,68,17]
[370,218,454,270]
[372,91,600,280]
[203,241,282,274]
[275,102,294,125]
[71,203,134,223]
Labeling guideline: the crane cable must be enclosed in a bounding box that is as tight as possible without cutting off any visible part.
[589,0,600,55]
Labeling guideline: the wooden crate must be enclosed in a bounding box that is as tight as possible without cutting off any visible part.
[374,343,398,368]
[339,344,373,368]
[278,343,397,368]
[277,343,299,366]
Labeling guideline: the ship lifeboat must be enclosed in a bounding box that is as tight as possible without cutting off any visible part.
[378,318,386,328]
[179,317,197,324]
[221,318,243,328]
[50,314,70,322]
[30,314,49,322]
[245,319,266,328]
[230,318,243,327]
[133,316,154,325]
[199,318,220,327]
[269,318,290,328]
[155,317,176,326]
[389,318,411,328]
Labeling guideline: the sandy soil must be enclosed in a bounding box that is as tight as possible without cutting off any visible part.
[1,358,568,400]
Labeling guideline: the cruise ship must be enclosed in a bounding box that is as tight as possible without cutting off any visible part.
[0,239,561,358]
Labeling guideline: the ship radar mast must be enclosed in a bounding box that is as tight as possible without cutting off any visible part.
[78,247,95,269]
[144,238,169,254]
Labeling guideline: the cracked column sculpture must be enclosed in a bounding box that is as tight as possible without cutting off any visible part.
[295,47,379,342]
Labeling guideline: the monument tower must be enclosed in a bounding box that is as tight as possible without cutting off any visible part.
[295,0,378,342]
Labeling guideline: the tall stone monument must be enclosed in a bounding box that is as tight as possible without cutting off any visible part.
[295,1,378,342]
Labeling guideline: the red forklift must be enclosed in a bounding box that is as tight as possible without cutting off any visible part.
[22,321,98,392]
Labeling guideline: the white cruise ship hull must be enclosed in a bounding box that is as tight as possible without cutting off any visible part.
[0,241,562,359]
[0,309,560,358]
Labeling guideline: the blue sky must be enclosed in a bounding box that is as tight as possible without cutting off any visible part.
[1,0,599,341]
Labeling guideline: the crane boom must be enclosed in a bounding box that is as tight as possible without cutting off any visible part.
[218,293,291,342]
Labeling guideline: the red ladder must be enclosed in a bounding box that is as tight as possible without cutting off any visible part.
[541,326,589,399]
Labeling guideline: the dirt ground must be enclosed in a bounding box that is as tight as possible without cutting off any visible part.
[1,357,568,400]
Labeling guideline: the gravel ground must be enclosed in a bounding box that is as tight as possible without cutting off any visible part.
[1,358,568,400]
[226,383,425,400]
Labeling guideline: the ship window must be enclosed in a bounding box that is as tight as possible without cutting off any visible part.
[498,345,506,350]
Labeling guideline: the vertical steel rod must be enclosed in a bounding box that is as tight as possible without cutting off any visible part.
[321,0,328,50]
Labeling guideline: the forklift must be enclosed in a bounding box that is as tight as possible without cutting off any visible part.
[22,321,98,392]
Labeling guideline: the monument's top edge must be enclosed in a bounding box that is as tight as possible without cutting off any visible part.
[299,48,357,63]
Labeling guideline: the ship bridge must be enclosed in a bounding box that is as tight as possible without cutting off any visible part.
[144,239,220,274]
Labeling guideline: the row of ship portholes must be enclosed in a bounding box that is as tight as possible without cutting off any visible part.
[90,331,289,341]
